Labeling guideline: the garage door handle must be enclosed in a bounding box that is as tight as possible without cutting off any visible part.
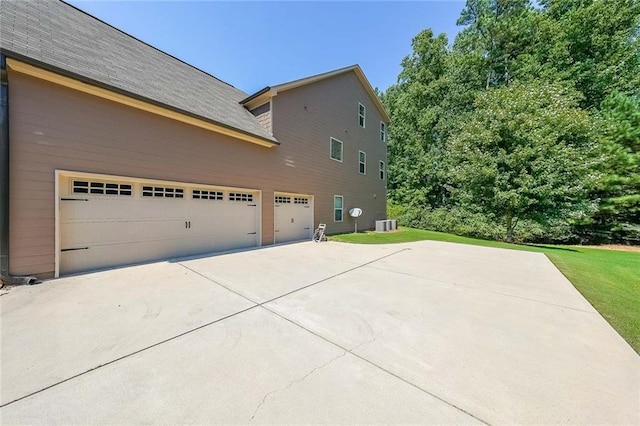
[185,221,191,229]
[247,232,257,235]
[61,198,89,201]
[61,247,89,252]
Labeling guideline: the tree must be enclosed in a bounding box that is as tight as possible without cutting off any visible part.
[539,0,640,109]
[454,0,548,89]
[589,92,640,241]
[384,29,454,209]
[448,82,597,242]
[384,0,640,243]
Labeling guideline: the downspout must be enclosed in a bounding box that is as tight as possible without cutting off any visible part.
[0,55,39,285]
[1,54,10,282]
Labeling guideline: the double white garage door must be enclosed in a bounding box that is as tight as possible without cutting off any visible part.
[58,173,261,275]
[58,173,315,276]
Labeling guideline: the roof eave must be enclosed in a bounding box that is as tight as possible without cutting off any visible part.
[4,52,279,147]
[247,65,390,122]
[240,86,271,105]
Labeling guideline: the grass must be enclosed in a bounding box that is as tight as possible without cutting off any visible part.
[330,227,640,353]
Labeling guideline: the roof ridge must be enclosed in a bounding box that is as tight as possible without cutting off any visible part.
[59,0,242,93]
[274,64,359,88]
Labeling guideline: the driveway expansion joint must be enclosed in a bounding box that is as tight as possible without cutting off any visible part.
[0,304,258,409]
[261,305,492,426]
[181,250,496,424]
[1,249,409,410]
[366,264,598,314]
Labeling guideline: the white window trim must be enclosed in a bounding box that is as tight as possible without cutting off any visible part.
[358,102,366,128]
[380,121,386,142]
[334,195,344,222]
[379,160,386,180]
[359,150,366,175]
[330,137,344,162]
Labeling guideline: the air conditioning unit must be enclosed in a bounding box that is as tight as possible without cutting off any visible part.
[375,219,397,232]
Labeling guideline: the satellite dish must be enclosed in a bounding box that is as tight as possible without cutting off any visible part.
[349,208,363,218]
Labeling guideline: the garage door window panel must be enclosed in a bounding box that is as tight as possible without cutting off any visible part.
[73,180,132,196]
[275,196,291,204]
[143,186,184,198]
[229,192,253,202]
[193,189,223,200]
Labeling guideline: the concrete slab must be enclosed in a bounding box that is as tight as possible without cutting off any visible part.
[0,261,253,405]
[2,240,638,424]
[372,240,597,312]
[266,254,640,425]
[180,241,402,303]
[0,308,479,425]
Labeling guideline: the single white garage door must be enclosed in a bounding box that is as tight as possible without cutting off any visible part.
[58,173,260,275]
[274,193,313,244]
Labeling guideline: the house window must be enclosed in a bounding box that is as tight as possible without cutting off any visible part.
[359,151,366,175]
[358,103,366,128]
[330,137,343,162]
[380,122,386,142]
[379,160,386,180]
[334,195,343,222]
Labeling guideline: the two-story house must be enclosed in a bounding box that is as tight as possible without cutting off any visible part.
[0,0,389,279]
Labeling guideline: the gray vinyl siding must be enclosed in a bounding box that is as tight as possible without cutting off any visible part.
[8,69,387,277]
[271,72,387,236]
[250,103,272,134]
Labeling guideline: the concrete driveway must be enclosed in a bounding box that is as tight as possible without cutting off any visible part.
[1,241,638,424]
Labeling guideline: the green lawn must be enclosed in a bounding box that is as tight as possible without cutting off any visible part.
[330,227,640,353]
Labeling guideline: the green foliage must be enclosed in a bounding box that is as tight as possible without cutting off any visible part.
[395,205,571,243]
[385,29,455,209]
[581,92,640,242]
[384,0,640,244]
[386,202,404,221]
[454,0,548,88]
[540,0,640,108]
[449,82,598,241]
[395,206,502,240]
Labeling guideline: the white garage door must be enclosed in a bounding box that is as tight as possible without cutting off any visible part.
[58,173,260,275]
[274,193,313,244]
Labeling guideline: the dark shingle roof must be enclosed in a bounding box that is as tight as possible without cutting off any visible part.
[0,0,277,143]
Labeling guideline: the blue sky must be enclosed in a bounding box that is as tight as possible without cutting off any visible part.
[67,1,466,94]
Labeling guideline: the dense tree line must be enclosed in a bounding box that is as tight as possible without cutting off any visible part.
[384,0,639,243]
